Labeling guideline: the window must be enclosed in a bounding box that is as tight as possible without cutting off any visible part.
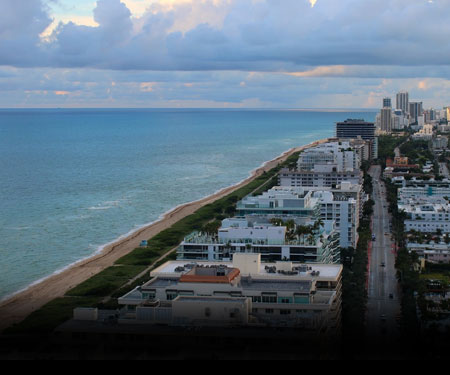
[262,294,277,304]
[280,310,291,315]
[142,292,156,300]
[166,290,178,301]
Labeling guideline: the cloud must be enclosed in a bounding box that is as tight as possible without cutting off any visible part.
[0,0,449,73]
[2,67,450,109]
[2,0,450,109]
[0,0,52,66]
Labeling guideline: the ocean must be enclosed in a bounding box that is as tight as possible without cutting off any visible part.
[0,109,376,301]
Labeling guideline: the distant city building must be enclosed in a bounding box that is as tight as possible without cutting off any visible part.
[409,102,424,124]
[424,109,438,124]
[383,97,392,108]
[412,124,434,141]
[396,91,409,115]
[438,125,450,133]
[335,119,378,159]
[392,109,408,130]
[380,107,393,133]
[445,106,450,121]
[432,135,448,150]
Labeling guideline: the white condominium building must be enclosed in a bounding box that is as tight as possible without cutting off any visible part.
[177,217,341,264]
[297,141,361,173]
[118,253,343,331]
[279,166,362,188]
[399,200,450,233]
[236,186,321,218]
[399,186,450,203]
[236,184,362,249]
[313,190,360,250]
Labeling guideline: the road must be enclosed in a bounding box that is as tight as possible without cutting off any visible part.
[366,165,401,347]
[439,162,450,178]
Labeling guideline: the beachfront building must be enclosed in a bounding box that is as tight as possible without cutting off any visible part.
[335,119,378,159]
[235,184,362,249]
[177,217,341,264]
[236,186,321,218]
[297,141,361,173]
[399,200,450,233]
[279,140,364,188]
[117,253,342,331]
[279,166,363,188]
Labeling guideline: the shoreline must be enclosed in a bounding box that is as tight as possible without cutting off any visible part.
[0,138,328,333]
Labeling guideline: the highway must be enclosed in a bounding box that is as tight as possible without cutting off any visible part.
[366,165,401,347]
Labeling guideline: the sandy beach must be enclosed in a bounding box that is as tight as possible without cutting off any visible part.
[0,139,328,333]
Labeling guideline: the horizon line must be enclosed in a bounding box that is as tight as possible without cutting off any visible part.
[0,107,379,111]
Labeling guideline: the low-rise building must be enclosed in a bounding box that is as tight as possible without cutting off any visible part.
[279,167,362,188]
[399,185,450,202]
[177,218,341,264]
[433,135,448,150]
[236,187,320,218]
[117,254,343,332]
[400,200,450,233]
[407,242,450,264]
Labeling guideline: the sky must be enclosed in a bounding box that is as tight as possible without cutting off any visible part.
[0,0,449,108]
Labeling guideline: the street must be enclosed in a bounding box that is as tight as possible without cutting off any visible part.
[439,162,449,179]
[366,165,401,345]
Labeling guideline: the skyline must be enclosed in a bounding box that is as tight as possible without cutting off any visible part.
[1,0,450,108]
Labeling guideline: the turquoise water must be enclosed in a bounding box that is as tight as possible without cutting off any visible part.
[0,109,376,300]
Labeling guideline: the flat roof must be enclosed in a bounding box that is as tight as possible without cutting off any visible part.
[151,260,342,281]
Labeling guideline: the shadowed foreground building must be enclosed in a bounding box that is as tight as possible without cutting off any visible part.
[63,254,342,338]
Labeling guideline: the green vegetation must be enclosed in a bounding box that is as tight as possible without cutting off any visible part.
[377,135,408,162]
[4,297,99,335]
[400,139,434,167]
[66,265,147,297]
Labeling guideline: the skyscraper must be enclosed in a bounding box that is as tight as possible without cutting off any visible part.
[383,98,392,108]
[380,108,393,133]
[396,91,409,115]
[409,102,423,124]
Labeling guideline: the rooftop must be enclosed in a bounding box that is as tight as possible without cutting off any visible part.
[151,260,342,281]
